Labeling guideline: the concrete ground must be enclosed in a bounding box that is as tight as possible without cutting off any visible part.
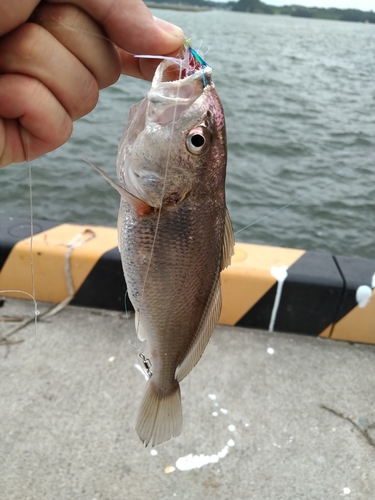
[0,298,374,500]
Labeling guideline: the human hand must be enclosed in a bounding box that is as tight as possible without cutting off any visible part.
[0,0,184,168]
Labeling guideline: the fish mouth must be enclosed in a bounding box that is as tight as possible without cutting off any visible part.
[146,57,212,126]
[152,56,212,87]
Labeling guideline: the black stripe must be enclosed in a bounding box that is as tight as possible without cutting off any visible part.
[72,247,134,312]
[334,255,375,322]
[237,251,344,336]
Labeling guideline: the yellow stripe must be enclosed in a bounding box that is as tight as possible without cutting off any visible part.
[219,242,305,325]
[330,290,375,344]
[0,224,117,302]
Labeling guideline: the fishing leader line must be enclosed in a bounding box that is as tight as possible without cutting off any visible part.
[27,136,40,336]
[131,46,211,377]
[131,50,188,376]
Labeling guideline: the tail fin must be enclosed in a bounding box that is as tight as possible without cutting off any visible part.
[135,381,182,447]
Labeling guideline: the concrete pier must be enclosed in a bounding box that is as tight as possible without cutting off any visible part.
[1,298,374,499]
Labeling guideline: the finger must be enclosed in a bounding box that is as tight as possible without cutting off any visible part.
[31,2,121,89]
[0,23,99,121]
[0,0,39,36]
[47,0,184,55]
[0,74,72,167]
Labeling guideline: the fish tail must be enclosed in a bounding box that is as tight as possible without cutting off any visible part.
[135,381,182,447]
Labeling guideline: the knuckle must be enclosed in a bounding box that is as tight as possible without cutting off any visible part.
[0,23,44,70]
[98,59,121,89]
[72,76,99,120]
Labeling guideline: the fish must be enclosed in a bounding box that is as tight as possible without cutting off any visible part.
[91,45,234,447]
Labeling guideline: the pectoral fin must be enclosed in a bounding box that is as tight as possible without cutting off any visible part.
[84,158,151,216]
[135,311,147,342]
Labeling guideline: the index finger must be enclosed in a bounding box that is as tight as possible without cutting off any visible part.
[47,0,184,56]
[0,0,39,35]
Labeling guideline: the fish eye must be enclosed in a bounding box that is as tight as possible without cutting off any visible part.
[190,134,205,148]
[186,127,210,155]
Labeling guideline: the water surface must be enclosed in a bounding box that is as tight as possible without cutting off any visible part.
[0,11,373,258]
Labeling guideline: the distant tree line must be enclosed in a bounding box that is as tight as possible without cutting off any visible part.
[232,0,375,22]
[146,0,375,23]
[232,0,273,14]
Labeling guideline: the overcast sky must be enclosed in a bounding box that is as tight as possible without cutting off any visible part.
[262,0,374,10]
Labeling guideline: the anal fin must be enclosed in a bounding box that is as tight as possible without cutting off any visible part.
[222,207,235,270]
[176,277,221,383]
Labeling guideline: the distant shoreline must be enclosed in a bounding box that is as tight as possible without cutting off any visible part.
[146,0,375,23]
[145,2,211,11]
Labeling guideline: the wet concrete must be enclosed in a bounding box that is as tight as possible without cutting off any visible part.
[1,298,374,500]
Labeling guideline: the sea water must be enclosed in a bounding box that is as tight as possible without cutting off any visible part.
[0,11,373,258]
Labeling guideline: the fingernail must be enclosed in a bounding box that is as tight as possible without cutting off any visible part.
[154,16,184,38]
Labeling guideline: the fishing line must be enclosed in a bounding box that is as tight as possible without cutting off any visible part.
[27,143,40,337]
[131,51,186,373]
[39,17,171,371]
[196,40,210,58]
[48,17,112,43]
[234,155,375,237]
[0,133,40,345]
[131,46,211,376]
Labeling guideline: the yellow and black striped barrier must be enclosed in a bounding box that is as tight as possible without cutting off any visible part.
[0,216,374,344]
[0,217,129,311]
[219,243,374,344]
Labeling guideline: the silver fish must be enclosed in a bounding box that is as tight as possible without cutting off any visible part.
[92,48,234,447]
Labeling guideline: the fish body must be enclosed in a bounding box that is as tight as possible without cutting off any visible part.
[116,50,234,447]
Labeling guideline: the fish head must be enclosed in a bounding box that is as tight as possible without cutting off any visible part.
[116,50,226,212]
